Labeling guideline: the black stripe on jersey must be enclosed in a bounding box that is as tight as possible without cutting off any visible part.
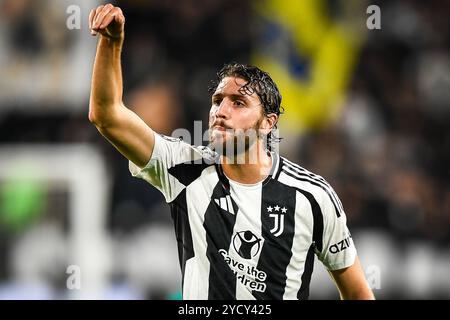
[253,179,297,299]
[215,164,230,191]
[282,160,343,215]
[168,160,212,187]
[283,159,344,214]
[281,167,342,218]
[285,163,344,215]
[294,189,324,252]
[273,156,284,181]
[271,171,324,299]
[291,188,324,299]
[297,243,315,300]
[204,182,238,299]
[169,189,194,292]
[283,158,327,183]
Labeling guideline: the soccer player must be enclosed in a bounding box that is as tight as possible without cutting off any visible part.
[88,4,375,300]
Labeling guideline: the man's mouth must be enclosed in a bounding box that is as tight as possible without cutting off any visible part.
[212,125,231,132]
[214,126,226,131]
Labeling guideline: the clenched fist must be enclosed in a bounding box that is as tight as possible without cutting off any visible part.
[89,3,125,40]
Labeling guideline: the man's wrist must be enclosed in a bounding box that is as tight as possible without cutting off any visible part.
[99,35,124,49]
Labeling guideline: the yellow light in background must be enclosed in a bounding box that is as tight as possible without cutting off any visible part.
[252,0,367,133]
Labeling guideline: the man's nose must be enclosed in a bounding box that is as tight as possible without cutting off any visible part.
[215,99,231,119]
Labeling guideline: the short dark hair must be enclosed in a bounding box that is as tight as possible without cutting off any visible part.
[209,62,284,150]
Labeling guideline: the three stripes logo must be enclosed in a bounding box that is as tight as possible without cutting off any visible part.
[267,205,287,237]
[214,195,238,215]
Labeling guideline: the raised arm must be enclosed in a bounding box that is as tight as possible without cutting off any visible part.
[88,3,155,168]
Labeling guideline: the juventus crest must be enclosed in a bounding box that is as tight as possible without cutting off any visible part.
[267,205,287,237]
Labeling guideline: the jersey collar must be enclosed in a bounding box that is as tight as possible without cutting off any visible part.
[215,151,281,192]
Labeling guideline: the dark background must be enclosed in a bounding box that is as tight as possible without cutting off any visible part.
[0,0,448,299]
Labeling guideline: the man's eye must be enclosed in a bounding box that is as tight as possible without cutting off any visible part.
[213,99,222,105]
[234,100,244,106]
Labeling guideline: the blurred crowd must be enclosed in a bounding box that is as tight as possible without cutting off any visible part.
[0,0,449,299]
[312,0,450,245]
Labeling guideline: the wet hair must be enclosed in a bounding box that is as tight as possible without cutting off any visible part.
[209,62,284,151]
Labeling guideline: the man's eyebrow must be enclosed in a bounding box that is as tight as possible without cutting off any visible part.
[212,92,250,101]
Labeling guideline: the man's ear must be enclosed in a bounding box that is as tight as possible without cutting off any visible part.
[260,113,278,135]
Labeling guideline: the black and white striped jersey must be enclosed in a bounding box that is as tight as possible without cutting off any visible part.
[129,133,357,300]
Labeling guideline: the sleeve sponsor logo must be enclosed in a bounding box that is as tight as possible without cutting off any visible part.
[328,235,353,254]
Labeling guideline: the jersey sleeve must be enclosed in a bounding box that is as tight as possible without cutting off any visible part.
[128,133,206,203]
[315,188,357,271]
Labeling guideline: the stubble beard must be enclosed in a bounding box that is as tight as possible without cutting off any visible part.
[208,119,264,165]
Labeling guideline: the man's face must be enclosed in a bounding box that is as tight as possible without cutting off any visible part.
[208,77,265,154]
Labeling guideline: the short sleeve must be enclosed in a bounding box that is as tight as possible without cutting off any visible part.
[315,188,357,271]
[129,133,207,203]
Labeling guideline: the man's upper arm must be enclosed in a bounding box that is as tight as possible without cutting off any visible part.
[315,187,356,271]
[329,256,375,300]
[310,182,374,299]
[96,103,155,168]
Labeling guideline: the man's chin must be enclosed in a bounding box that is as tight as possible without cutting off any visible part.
[209,137,226,153]
[209,129,226,145]
[209,137,249,158]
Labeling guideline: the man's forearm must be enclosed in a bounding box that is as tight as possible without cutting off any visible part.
[340,287,375,300]
[89,36,124,127]
[330,257,376,300]
[87,4,155,167]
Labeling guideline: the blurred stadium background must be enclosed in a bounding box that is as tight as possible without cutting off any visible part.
[0,0,449,299]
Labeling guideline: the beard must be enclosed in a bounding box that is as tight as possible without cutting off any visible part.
[208,118,265,162]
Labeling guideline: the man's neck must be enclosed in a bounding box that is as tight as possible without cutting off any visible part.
[220,143,273,184]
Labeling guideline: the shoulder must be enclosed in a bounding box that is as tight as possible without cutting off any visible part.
[276,156,331,189]
[275,155,344,218]
[194,145,220,164]
[155,133,219,164]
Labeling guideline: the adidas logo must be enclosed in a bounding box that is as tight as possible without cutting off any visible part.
[214,195,236,215]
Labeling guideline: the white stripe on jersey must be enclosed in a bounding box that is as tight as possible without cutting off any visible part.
[283,191,314,299]
[271,152,281,175]
[226,195,234,215]
[227,181,263,300]
[283,159,344,214]
[131,133,357,299]
[277,171,326,248]
[184,166,218,299]
[282,164,342,214]
[278,165,356,271]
